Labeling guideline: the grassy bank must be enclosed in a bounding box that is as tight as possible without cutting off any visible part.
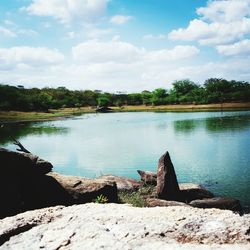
[113,102,250,112]
[0,107,94,123]
[1,102,250,123]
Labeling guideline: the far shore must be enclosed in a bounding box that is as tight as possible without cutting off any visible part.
[1,102,250,123]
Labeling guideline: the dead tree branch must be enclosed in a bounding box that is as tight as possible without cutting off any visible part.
[12,138,31,153]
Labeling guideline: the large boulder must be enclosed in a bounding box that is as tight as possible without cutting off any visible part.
[137,170,214,201]
[0,147,53,176]
[0,148,118,219]
[1,204,250,249]
[190,197,242,213]
[179,183,214,202]
[0,170,118,219]
[0,148,53,218]
[96,175,142,191]
[137,170,157,185]
[146,198,189,207]
[48,172,118,204]
[156,151,180,200]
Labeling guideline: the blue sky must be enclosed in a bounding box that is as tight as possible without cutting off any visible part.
[0,0,250,92]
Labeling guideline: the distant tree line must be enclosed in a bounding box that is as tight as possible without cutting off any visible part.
[0,78,250,112]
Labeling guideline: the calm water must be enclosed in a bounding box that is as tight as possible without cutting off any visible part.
[1,111,250,210]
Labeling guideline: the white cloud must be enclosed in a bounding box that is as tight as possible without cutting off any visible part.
[0,26,16,37]
[216,39,250,56]
[174,58,250,83]
[0,39,200,91]
[169,18,250,45]
[110,15,133,25]
[0,46,64,70]
[72,39,143,63]
[72,39,199,64]
[168,0,250,46]
[2,55,249,92]
[24,0,109,25]
[146,46,199,62]
[0,25,38,38]
[86,28,113,38]
[197,0,250,23]
[143,34,166,40]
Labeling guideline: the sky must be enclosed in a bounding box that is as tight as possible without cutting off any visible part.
[0,0,250,92]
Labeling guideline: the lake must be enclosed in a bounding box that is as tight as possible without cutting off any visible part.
[1,111,250,211]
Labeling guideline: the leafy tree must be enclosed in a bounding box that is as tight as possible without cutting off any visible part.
[127,93,142,105]
[97,97,110,107]
[151,88,167,105]
[172,80,199,96]
[141,90,152,105]
[0,78,250,111]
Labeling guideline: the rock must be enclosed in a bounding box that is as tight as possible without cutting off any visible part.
[146,198,189,207]
[179,183,203,190]
[136,170,214,201]
[0,148,53,218]
[48,172,118,204]
[190,197,242,213]
[0,147,118,218]
[96,175,142,191]
[137,170,157,185]
[95,106,113,113]
[0,147,53,176]
[179,183,214,202]
[156,151,180,200]
[0,204,250,249]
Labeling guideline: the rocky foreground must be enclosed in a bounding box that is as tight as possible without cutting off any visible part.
[0,203,250,250]
[1,145,249,249]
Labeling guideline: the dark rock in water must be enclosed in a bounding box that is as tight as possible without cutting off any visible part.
[137,170,157,185]
[95,106,113,113]
[48,172,118,204]
[146,198,189,207]
[189,197,242,213]
[96,175,142,191]
[179,183,214,203]
[156,151,180,200]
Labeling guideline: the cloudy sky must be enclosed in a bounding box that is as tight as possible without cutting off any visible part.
[1,0,250,92]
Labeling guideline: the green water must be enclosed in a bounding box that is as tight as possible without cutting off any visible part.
[1,111,250,211]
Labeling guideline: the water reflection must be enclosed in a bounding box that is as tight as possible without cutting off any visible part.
[173,115,250,134]
[205,115,250,132]
[173,119,198,133]
[0,122,69,145]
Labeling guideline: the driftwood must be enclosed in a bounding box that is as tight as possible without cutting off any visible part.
[12,138,30,154]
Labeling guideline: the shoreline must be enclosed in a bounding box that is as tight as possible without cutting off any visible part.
[1,102,250,123]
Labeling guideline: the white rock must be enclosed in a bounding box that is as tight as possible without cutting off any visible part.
[0,204,249,250]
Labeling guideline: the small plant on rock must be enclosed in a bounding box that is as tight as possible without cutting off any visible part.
[94,194,108,204]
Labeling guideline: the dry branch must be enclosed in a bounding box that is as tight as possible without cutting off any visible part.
[12,138,31,154]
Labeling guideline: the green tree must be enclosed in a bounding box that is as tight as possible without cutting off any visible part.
[151,88,167,105]
[141,90,152,105]
[97,96,110,107]
[127,93,142,105]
